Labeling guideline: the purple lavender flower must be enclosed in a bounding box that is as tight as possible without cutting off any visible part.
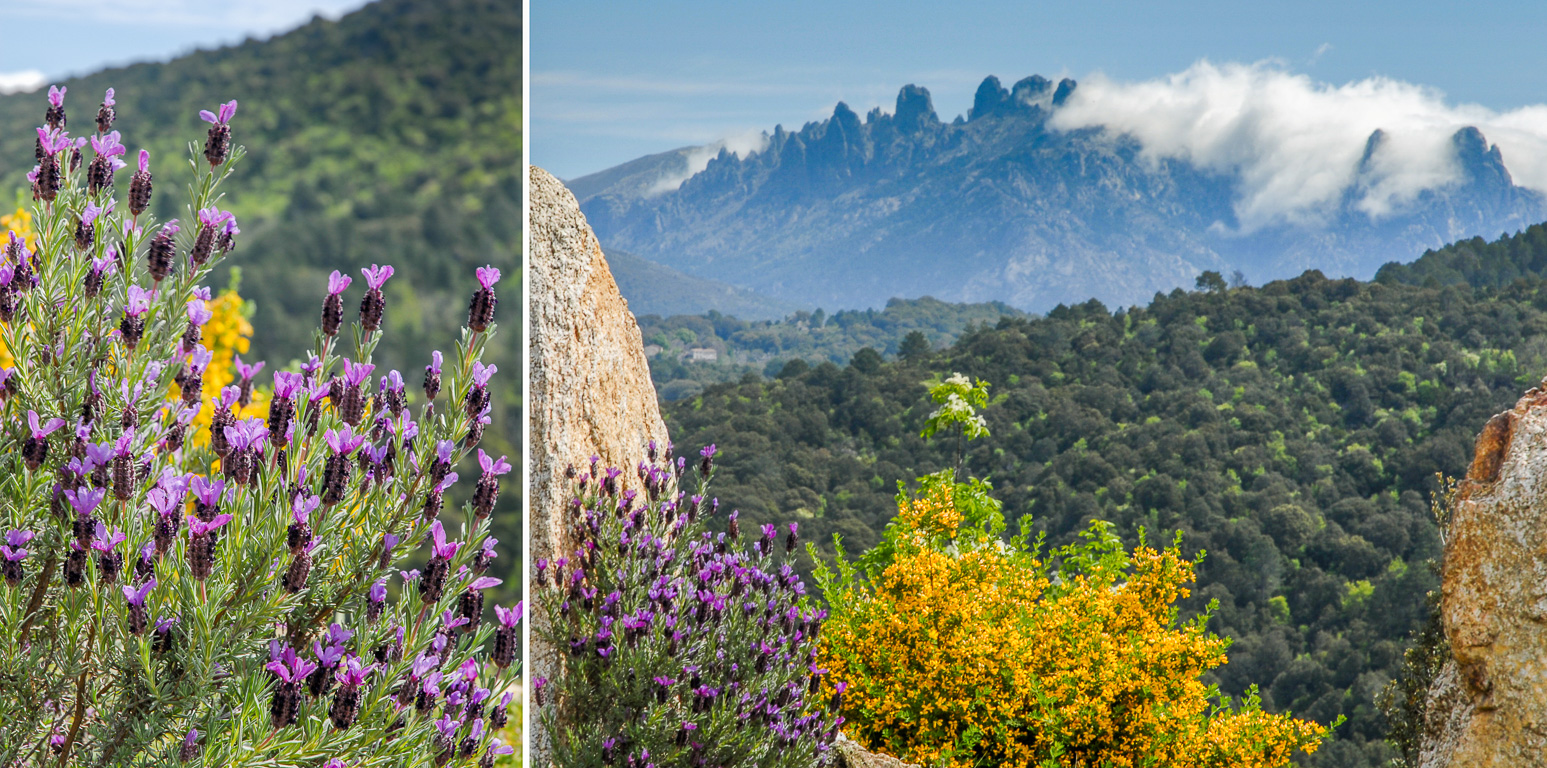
[46,84,67,123]
[1,530,34,585]
[199,100,237,167]
[427,520,461,561]
[362,264,393,288]
[380,532,401,570]
[28,411,65,439]
[199,100,237,126]
[423,350,443,400]
[86,130,127,194]
[22,411,65,470]
[128,148,152,215]
[467,266,500,332]
[187,514,232,538]
[178,729,198,762]
[489,601,520,667]
[122,577,155,634]
[323,425,367,457]
[327,270,351,296]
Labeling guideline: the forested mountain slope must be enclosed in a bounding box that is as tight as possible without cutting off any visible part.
[663,267,1547,767]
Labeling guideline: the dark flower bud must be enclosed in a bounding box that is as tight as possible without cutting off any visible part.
[283,548,312,593]
[420,557,449,605]
[204,121,231,166]
[147,225,177,283]
[97,549,122,585]
[320,453,351,506]
[86,155,115,196]
[421,489,443,521]
[190,221,215,266]
[96,91,115,133]
[154,514,180,556]
[128,153,152,217]
[0,286,18,324]
[329,684,361,730]
[358,265,391,333]
[1,556,23,587]
[74,216,94,252]
[35,154,61,202]
[127,601,147,636]
[457,587,485,629]
[22,436,49,472]
[65,546,88,588]
[270,680,301,729]
[119,315,144,351]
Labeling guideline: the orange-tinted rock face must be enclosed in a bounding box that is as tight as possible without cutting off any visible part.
[1421,388,1547,767]
[528,165,671,766]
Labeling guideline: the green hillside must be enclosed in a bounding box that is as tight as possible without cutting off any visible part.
[1376,221,1547,288]
[661,262,1547,767]
[0,0,523,565]
[639,296,1027,399]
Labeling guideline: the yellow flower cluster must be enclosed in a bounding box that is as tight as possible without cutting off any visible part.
[1,208,267,441]
[815,484,1330,768]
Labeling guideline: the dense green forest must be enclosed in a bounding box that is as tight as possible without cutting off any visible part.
[662,251,1547,766]
[0,0,522,571]
[1377,220,1547,289]
[640,296,1025,399]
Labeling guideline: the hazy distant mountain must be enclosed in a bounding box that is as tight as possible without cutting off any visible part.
[572,76,1546,313]
[606,246,800,321]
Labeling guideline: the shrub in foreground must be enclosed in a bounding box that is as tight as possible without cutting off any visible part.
[0,86,518,765]
[534,444,842,767]
[813,472,1334,768]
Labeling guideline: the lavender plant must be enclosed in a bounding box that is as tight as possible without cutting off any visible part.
[534,444,843,768]
[0,86,519,766]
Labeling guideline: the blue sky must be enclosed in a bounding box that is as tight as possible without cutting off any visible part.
[532,0,1547,180]
[0,0,371,90]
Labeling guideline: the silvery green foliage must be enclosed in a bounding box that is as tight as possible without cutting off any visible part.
[534,444,842,768]
[0,86,518,766]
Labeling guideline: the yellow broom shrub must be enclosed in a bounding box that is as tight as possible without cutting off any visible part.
[812,472,1334,768]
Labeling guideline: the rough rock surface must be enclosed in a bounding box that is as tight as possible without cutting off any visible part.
[1419,387,1547,767]
[833,734,921,768]
[527,165,670,766]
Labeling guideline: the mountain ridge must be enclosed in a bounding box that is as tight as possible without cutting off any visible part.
[575,76,1545,314]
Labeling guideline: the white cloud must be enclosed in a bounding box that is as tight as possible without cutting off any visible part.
[648,129,771,194]
[1048,60,1547,231]
[0,70,46,94]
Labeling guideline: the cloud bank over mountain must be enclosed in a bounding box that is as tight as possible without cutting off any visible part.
[1049,61,1547,231]
[648,129,770,194]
